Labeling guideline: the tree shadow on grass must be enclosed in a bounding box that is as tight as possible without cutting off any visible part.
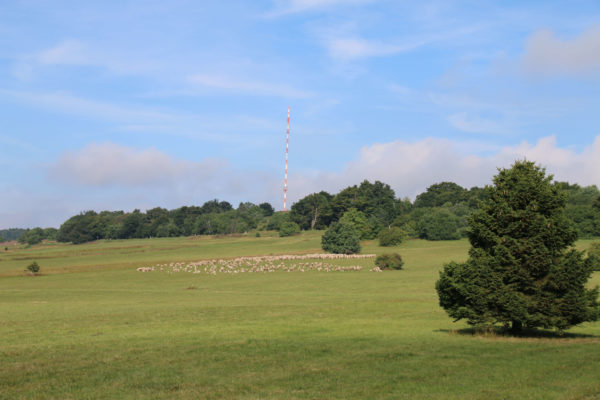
[435,327,599,340]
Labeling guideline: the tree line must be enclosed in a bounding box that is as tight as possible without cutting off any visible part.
[10,179,600,245]
[287,180,600,242]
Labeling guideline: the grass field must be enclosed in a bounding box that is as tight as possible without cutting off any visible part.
[1,232,599,399]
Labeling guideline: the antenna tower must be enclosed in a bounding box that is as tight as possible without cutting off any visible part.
[283,107,290,211]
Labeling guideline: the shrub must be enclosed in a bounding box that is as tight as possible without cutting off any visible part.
[375,253,404,270]
[26,261,40,275]
[378,227,406,246]
[279,221,300,237]
[321,222,361,254]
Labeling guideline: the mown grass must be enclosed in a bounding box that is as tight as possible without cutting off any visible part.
[1,233,599,399]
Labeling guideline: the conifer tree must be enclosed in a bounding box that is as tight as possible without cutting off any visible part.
[436,161,599,332]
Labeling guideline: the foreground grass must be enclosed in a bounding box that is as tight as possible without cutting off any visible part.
[1,234,599,399]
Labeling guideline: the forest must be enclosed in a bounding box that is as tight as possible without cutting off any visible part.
[11,179,600,245]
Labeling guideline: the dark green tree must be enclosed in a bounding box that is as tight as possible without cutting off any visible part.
[201,199,232,214]
[290,191,333,230]
[414,182,467,208]
[57,211,101,244]
[118,210,144,239]
[321,222,361,254]
[330,180,397,228]
[436,161,599,332]
[556,183,600,238]
[593,195,600,211]
[259,202,275,216]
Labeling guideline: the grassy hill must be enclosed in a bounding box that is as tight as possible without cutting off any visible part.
[1,233,599,399]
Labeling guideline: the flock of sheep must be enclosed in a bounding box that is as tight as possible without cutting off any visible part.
[137,253,381,275]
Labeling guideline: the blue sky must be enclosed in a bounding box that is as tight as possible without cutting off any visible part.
[2,0,600,228]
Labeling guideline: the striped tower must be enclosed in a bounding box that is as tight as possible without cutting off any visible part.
[283,107,290,211]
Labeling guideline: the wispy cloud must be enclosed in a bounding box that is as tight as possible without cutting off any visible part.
[1,89,176,122]
[326,37,416,60]
[36,39,88,65]
[187,74,313,98]
[447,112,509,135]
[265,0,376,17]
[523,24,600,76]
[13,39,177,81]
[0,89,280,142]
[322,24,484,62]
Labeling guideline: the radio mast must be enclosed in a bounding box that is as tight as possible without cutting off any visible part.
[283,107,290,211]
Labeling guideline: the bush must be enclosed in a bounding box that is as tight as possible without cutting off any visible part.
[279,221,300,237]
[378,227,406,246]
[375,253,404,270]
[321,222,361,254]
[26,261,40,275]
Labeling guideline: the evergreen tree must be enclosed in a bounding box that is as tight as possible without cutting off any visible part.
[436,161,599,332]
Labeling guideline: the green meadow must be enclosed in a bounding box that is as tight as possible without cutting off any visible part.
[1,232,599,399]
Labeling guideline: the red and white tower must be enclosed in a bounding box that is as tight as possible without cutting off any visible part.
[283,107,290,211]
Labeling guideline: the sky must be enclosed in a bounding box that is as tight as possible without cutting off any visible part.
[2,0,600,228]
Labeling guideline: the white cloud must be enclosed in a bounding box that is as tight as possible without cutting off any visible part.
[286,135,600,203]
[51,143,225,186]
[49,142,282,204]
[56,136,600,209]
[523,25,600,75]
[187,74,312,98]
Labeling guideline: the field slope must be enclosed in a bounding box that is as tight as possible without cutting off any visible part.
[1,232,599,399]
